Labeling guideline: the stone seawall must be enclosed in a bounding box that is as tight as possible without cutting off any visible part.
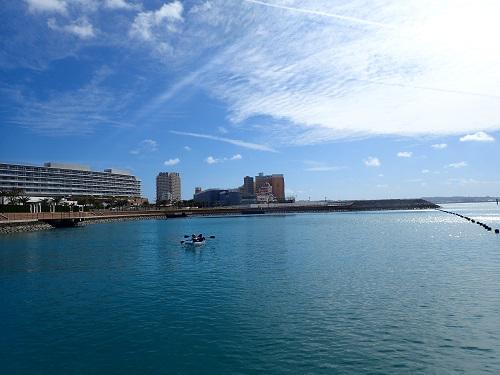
[0,221,53,235]
[79,215,167,226]
[0,215,168,235]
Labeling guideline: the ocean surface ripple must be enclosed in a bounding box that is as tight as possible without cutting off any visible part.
[2,203,500,374]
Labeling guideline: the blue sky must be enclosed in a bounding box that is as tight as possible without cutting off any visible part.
[1,0,500,201]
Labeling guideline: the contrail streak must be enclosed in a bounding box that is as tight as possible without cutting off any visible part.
[170,131,278,152]
[244,0,395,29]
[357,79,500,100]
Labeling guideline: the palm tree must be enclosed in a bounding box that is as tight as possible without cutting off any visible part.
[0,190,8,205]
[7,188,23,205]
[18,195,31,205]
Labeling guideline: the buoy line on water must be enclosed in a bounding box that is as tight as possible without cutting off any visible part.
[436,209,499,234]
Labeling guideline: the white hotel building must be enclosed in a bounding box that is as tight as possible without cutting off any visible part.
[0,162,141,198]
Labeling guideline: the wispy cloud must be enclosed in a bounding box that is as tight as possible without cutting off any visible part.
[183,0,500,144]
[48,17,96,39]
[230,154,242,160]
[364,156,381,168]
[183,145,191,151]
[130,139,158,155]
[447,178,500,186]
[244,0,395,29]
[304,161,345,172]
[306,166,345,172]
[164,158,180,166]
[104,0,140,11]
[431,143,448,150]
[25,0,67,14]
[12,0,500,146]
[170,131,277,152]
[422,169,430,174]
[397,151,412,158]
[459,131,495,142]
[447,161,468,169]
[5,66,134,135]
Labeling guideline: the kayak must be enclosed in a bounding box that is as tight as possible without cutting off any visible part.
[183,239,206,247]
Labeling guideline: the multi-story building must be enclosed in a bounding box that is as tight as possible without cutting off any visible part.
[243,176,255,197]
[256,182,276,203]
[156,172,181,203]
[0,162,141,198]
[254,173,285,201]
[193,188,241,206]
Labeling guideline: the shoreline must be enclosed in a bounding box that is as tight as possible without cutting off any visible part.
[0,215,167,235]
[0,199,439,235]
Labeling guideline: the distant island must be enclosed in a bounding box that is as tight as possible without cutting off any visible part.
[422,196,499,204]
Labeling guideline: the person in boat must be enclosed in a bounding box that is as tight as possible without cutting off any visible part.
[190,234,204,243]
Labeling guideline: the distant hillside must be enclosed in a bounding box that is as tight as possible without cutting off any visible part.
[422,196,499,204]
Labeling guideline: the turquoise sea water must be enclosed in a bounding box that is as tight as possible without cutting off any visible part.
[2,203,500,374]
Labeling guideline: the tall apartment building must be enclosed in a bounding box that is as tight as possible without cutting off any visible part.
[243,176,255,197]
[0,162,141,197]
[156,172,181,203]
[254,173,285,201]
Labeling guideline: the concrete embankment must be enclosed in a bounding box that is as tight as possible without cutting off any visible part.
[181,199,439,216]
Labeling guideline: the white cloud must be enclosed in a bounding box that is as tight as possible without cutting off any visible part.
[104,0,139,10]
[447,161,468,169]
[170,131,277,152]
[164,158,180,166]
[205,154,242,164]
[130,139,158,155]
[459,131,495,142]
[397,151,412,158]
[218,126,228,134]
[18,0,500,146]
[174,0,500,145]
[26,0,67,14]
[205,156,219,164]
[431,143,448,149]
[48,18,96,39]
[130,1,183,42]
[364,156,381,167]
[183,145,191,151]
[421,169,430,174]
